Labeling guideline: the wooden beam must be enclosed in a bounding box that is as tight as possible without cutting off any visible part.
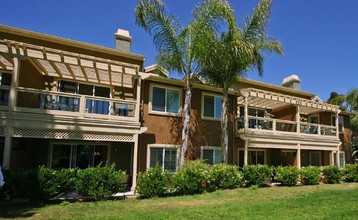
[49,61,63,78]
[93,61,101,84]
[108,64,113,86]
[0,60,7,70]
[65,63,77,80]
[1,54,14,65]
[28,58,48,75]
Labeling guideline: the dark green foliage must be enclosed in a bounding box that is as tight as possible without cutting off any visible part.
[243,165,272,187]
[137,165,172,198]
[323,166,341,184]
[207,163,243,191]
[342,164,358,182]
[274,166,299,186]
[173,160,210,195]
[75,164,126,200]
[300,166,321,185]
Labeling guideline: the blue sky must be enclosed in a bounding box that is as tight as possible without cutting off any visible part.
[2,0,357,101]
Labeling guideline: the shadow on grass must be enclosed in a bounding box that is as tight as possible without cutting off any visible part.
[0,202,41,218]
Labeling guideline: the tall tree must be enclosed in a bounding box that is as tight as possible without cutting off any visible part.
[192,0,283,163]
[135,0,233,167]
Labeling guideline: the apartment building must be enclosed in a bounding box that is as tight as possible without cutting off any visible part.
[0,25,352,190]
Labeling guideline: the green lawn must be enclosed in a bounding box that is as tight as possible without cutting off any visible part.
[1,183,358,219]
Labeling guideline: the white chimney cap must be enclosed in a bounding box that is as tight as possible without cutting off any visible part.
[282,74,301,85]
[115,29,132,39]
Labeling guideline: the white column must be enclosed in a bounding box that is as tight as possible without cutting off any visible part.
[244,95,249,166]
[8,57,20,112]
[336,146,340,167]
[135,76,141,120]
[131,134,139,192]
[297,144,301,169]
[331,150,335,166]
[335,111,340,138]
[2,127,13,169]
[296,105,300,133]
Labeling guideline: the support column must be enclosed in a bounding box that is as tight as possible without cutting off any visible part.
[335,111,340,138]
[2,127,13,169]
[336,145,340,167]
[297,144,301,169]
[296,105,300,133]
[331,150,335,166]
[135,75,141,120]
[244,95,249,166]
[131,134,139,192]
[8,57,20,112]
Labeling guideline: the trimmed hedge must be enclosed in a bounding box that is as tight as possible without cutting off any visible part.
[243,165,272,187]
[275,166,299,186]
[173,160,210,195]
[76,164,126,200]
[323,166,341,184]
[342,164,358,182]
[207,163,243,191]
[137,165,172,198]
[300,166,321,185]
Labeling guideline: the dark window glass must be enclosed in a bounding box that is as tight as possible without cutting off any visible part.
[204,95,214,117]
[152,87,166,112]
[0,73,12,86]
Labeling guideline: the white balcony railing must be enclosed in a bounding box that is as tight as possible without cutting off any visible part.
[237,116,337,136]
[15,87,136,120]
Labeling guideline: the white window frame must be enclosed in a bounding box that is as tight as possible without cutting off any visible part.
[49,142,109,168]
[334,151,345,168]
[201,146,222,165]
[149,83,182,116]
[238,149,267,165]
[331,114,344,134]
[309,151,321,166]
[147,144,179,172]
[201,92,223,120]
[308,114,320,124]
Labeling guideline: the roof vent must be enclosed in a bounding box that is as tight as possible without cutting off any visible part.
[282,74,301,90]
[114,29,132,52]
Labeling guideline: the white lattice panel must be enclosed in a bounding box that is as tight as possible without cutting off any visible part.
[12,128,134,142]
[0,127,4,136]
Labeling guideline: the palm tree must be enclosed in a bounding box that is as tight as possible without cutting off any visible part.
[135,0,233,167]
[192,0,283,163]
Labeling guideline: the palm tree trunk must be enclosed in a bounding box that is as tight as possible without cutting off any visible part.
[179,75,192,167]
[221,88,229,163]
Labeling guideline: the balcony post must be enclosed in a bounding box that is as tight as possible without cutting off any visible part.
[296,105,300,133]
[135,76,141,120]
[2,127,13,169]
[131,134,139,192]
[8,57,20,112]
[244,94,249,166]
[335,111,339,138]
[79,95,86,118]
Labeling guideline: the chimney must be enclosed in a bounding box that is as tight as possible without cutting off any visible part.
[114,29,132,52]
[282,74,301,90]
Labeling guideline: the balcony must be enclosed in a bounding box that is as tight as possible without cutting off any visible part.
[14,87,136,121]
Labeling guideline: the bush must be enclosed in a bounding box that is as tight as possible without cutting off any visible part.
[300,166,321,185]
[275,166,299,186]
[137,165,172,198]
[11,167,75,202]
[243,165,272,187]
[207,164,243,191]
[75,164,126,200]
[322,166,341,184]
[342,164,358,182]
[173,160,210,195]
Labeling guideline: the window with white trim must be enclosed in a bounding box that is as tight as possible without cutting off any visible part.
[238,149,266,167]
[334,151,345,168]
[51,143,108,169]
[151,86,180,114]
[332,115,344,133]
[202,147,222,165]
[0,72,11,106]
[203,94,222,119]
[149,146,178,172]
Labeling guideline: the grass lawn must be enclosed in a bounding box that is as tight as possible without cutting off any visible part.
[1,183,358,219]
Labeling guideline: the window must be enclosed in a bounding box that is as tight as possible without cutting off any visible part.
[309,115,319,124]
[309,151,321,166]
[151,86,180,114]
[0,72,11,106]
[202,147,222,165]
[51,143,107,169]
[149,146,178,172]
[238,150,265,167]
[203,94,222,119]
[280,150,296,157]
[334,152,345,168]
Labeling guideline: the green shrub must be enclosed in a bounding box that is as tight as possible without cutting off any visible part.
[173,160,210,195]
[275,166,299,186]
[137,165,172,198]
[342,164,358,182]
[76,164,126,200]
[207,164,243,191]
[300,166,321,185]
[243,165,272,187]
[322,166,341,184]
